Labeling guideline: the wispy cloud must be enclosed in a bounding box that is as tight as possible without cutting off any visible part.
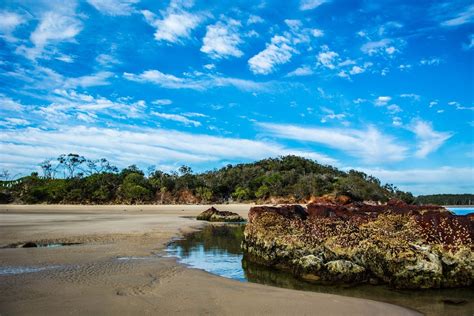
[410,120,452,158]
[123,69,270,92]
[360,38,400,56]
[448,101,474,111]
[0,94,25,112]
[141,1,203,44]
[0,10,27,42]
[286,65,314,77]
[258,122,407,163]
[358,166,474,195]
[0,125,336,174]
[317,45,339,69]
[299,0,330,11]
[374,96,392,106]
[87,0,139,16]
[152,111,201,127]
[201,17,243,59]
[440,4,474,27]
[248,35,296,75]
[17,3,82,60]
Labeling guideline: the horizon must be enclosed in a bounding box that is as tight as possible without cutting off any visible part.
[0,0,473,195]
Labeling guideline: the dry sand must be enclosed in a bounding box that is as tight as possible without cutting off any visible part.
[0,204,420,315]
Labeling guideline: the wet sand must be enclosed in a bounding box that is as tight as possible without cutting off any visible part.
[0,205,420,315]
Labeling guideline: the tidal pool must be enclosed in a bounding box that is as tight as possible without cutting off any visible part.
[166,224,474,316]
[448,207,473,216]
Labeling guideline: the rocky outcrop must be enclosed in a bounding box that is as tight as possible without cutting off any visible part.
[242,201,473,289]
[197,207,244,222]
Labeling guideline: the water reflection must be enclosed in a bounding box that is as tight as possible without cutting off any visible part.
[167,224,474,316]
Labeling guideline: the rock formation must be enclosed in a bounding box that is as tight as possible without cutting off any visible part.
[242,200,473,289]
[197,207,244,222]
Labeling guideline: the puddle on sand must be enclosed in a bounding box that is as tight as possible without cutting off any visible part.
[2,242,82,249]
[0,265,61,276]
[166,224,474,316]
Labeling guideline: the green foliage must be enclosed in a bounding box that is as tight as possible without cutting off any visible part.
[232,186,251,201]
[0,154,418,205]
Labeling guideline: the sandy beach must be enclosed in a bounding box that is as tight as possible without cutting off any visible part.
[0,204,420,315]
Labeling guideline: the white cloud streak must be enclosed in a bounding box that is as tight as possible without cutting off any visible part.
[0,125,337,174]
[123,69,270,92]
[258,122,407,163]
[87,0,139,16]
[410,120,452,158]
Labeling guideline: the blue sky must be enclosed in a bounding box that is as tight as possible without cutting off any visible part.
[0,0,473,194]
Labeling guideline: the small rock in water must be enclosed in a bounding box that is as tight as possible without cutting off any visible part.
[442,299,468,305]
[197,207,244,222]
[21,242,38,248]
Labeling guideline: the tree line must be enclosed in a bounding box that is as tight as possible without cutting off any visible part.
[0,154,416,204]
[416,194,474,206]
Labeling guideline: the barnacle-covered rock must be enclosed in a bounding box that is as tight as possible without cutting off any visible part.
[242,202,473,289]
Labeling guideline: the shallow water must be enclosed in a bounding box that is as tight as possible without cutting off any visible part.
[0,265,61,276]
[166,224,474,316]
[448,207,473,216]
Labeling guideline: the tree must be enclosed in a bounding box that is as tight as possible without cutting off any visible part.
[86,158,118,175]
[120,172,151,203]
[232,186,251,201]
[40,159,54,178]
[57,154,86,178]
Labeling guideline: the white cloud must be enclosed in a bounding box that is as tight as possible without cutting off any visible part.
[349,65,364,75]
[203,63,215,70]
[448,101,474,111]
[410,120,452,158]
[392,117,402,127]
[124,69,270,92]
[317,45,339,69]
[64,71,114,88]
[387,104,401,114]
[248,35,296,75]
[141,1,203,44]
[96,54,121,67]
[0,125,336,174]
[286,65,313,77]
[420,57,441,66]
[361,38,401,56]
[258,122,407,163]
[201,18,243,59]
[320,108,346,123]
[247,15,264,25]
[361,38,390,55]
[87,0,139,16]
[311,29,324,37]
[0,11,26,42]
[35,89,146,122]
[400,93,420,101]
[0,94,25,112]
[441,4,474,27]
[299,0,330,11]
[0,117,30,127]
[374,96,391,106]
[152,111,201,127]
[152,99,173,105]
[359,167,474,195]
[20,7,82,60]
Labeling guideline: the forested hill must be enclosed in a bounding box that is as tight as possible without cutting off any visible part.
[0,154,415,204]
[416,194,474,206]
